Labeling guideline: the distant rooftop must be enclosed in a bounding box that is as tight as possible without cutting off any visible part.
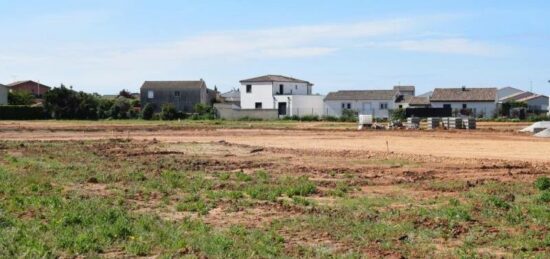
[431,87,497,102]
[240,75,313,86]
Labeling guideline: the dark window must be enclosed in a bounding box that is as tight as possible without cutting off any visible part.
[462,104,467,109]
[174,91,180,97]
[246,85,252,93]
[399,105,403,109]
[443,104,451,109]
[380,103,388,110]
[255,102,262,109]
[341,103,345,109]
[347,103,352,109]
[279,84,284,94]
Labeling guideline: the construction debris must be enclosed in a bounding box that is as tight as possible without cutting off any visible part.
[520,121,550,133]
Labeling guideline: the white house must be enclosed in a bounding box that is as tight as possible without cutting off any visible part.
[499,90,549,112]
[430,87,498,118]
[324,86,415,118]
[239,75,324,116]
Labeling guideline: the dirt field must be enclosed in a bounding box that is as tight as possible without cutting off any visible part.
[0,120,549,257]
[0,120,548,162]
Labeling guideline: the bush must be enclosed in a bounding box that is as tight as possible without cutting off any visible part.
[8,91,34,105]
[141,103,155,120]
[299,115,320,121]
[321,115,339,122]
[534,176,550,191]
[0,106,46,120]
[160,104,178,120]
[538,191,550,203]
[389,108,406,121]
[340,109,358,122]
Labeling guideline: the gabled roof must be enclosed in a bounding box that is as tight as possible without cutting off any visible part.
[516,94,548,102]
[221,89,240,98]
[141,80,206,90]
[240,75,313,86]
[431,87,497,102]
[393,85,415,92]
[409,96,431,106]
[325,90,396,101]
[7,80,51,89]
[500,91,535,102]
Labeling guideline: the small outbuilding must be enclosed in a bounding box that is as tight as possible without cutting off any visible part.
[430,87,498,118]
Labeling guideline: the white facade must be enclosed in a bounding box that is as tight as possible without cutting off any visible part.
[431,101,497,118]
[324,99,395,118]
[239,76,321,117]
[274,95,325,116]
[240,82,312,110]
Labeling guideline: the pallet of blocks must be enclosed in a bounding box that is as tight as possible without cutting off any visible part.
[462,118,476,129]
[448,117,463,129]
[406,117,421,129]
[427,117,440,130]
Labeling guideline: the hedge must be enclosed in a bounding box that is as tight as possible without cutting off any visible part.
[0,105,47,120]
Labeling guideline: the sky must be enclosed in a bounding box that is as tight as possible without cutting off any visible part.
[1,0,550,95]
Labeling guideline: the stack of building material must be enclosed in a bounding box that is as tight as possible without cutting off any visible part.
[462,118,476,129]
[448,117,463,129]
[427,117,440,130]
[407,117,421,129]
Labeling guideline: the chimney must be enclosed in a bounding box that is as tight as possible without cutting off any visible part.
[462,86,466,91]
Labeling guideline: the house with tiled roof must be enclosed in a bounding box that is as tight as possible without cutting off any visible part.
[324,85,415,118]
[239,75,324,117]
[430,87,498,118]
[7,80,51,98]
[499,90,548,112]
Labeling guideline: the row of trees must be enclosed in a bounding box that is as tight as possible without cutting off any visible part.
[7,85,216,120]
[42,85,140,120]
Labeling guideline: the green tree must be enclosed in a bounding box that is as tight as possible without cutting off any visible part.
[141,103,155,120]
[160,104,178,120]
[8,91,34,105]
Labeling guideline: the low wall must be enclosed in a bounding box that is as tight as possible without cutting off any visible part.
[214,103,278,120]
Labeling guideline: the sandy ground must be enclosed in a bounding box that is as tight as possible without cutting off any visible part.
[1,121,549,162]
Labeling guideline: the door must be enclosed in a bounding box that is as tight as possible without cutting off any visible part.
[278,102,287,116]
[362,102,372,114]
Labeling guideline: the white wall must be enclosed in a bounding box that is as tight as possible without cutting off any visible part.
[431,102,497,118]
[526,96,549,111]
[324,99,395,118]
[274,95,325,116]
[240,81,312,110]
[240,82,275,109]
[271,82,310,95]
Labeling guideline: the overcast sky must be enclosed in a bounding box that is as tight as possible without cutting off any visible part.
[1,0,549,95]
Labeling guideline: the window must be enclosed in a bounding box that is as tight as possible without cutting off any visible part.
[462,104,467,109]
[295,85,298,90]
[174,91,180,97]
[443,104,451,109]
[279,84,284,94]
[246,85,252,93]
[347,103,351,109]
[255,102,262,109]
[147,90,154,99]
[398,105,403,109]
[341,103,352,109]
[380,103,388,110]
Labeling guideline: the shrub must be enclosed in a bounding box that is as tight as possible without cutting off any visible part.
[299,115,320,121]
[534,176,550,191]
[389,108,406,121]
[160,104,178,120]
[0,105,46,120]
[321,115,339,122]
[538,191,550,203]
[340,109,358,122]
[8,91,34,105]
[141,103,155,120]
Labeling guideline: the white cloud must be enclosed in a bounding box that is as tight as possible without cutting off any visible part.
[384,38,507,56]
